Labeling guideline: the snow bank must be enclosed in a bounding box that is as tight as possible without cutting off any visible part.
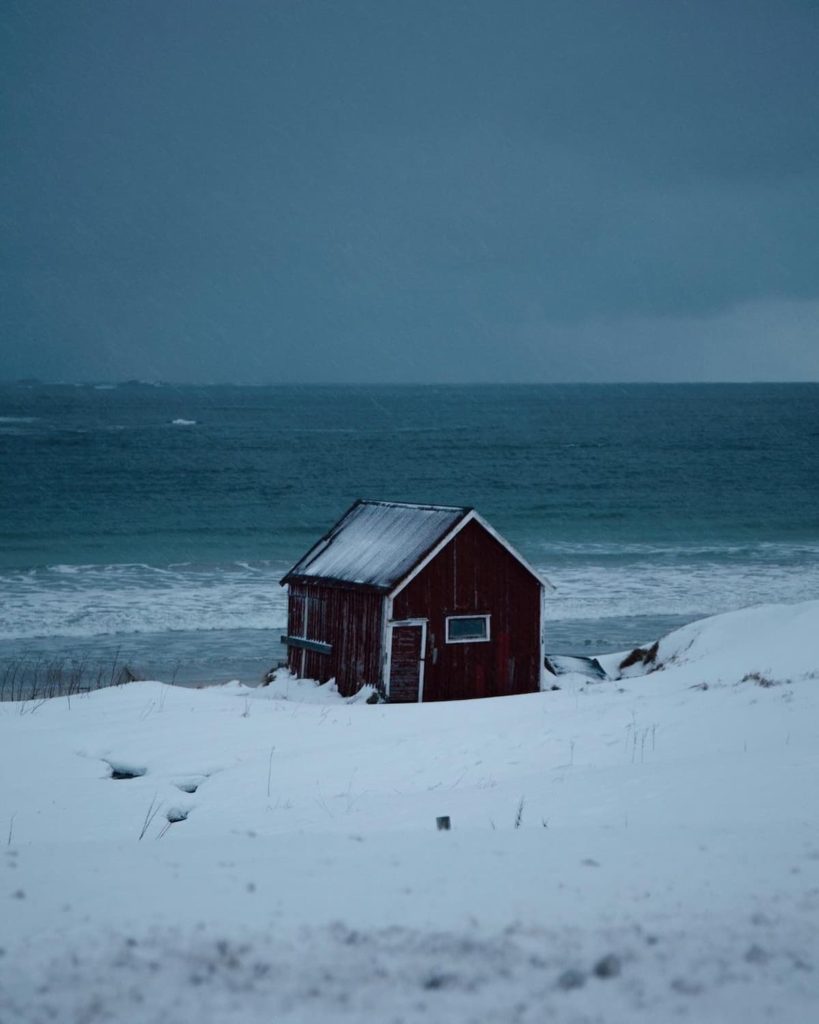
[600,598,819,686]
[1,601,817,1022]
[252,668,378,704]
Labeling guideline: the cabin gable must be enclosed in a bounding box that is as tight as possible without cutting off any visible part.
[390,519,543,701]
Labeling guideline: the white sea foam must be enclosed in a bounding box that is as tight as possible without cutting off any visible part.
[0,563,289,640]
[1,548,819,642]
[542,558,819,621]
[171,418,197,425]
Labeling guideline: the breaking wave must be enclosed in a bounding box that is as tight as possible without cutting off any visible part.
[541,542,819,622]
[1,542,818,642]
[0,562,290,640]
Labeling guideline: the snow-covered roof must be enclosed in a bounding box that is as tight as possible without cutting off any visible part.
[282,500,471,590]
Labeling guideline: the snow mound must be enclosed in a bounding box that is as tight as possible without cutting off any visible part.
[251,668,378,704]
[599,599,819,686]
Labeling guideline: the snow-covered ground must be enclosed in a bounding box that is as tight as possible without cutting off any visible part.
[1,601,818,1023]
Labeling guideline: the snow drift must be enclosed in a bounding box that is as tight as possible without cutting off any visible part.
[1,601,817,1023]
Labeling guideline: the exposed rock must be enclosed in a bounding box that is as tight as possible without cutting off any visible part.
[556,967,586,990]
[593,953,622,979]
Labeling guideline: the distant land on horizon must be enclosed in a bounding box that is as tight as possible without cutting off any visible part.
[4,378,819,389]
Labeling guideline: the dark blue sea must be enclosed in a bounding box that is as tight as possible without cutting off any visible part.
[1,382,818,688]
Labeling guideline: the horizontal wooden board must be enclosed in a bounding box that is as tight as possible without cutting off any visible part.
[281,635,333,656]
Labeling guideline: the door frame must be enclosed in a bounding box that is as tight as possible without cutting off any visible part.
[385,618,428,703]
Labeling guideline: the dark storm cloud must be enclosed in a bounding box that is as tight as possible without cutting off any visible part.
[1,0,818,382]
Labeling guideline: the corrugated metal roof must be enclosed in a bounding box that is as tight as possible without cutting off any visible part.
[282,500,470,590]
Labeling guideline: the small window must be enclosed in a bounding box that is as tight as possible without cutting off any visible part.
[445,615,491,644]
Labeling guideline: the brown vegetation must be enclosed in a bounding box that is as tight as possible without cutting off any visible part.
[619,641,660,671]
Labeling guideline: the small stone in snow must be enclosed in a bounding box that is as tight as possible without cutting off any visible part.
[557,968,586,990]
[671,977,703,995]
[593,954,622,979]
[423,972,457,990]
[745,944,770,965]
[11,889,25,899]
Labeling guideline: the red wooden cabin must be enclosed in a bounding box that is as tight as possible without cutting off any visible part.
[281,500,552,702]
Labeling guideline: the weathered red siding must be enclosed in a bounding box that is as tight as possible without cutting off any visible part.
[391,519,541,701]
[286,582,383,697]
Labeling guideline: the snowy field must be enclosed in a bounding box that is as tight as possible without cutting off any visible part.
[1,601,818,1023]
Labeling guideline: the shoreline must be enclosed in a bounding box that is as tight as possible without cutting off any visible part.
[0,611,701,700]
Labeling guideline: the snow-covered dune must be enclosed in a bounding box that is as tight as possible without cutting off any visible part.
[1,602,818,1022]
[603,598,819,685]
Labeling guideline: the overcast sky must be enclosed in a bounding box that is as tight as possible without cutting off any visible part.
[2,0,818,383]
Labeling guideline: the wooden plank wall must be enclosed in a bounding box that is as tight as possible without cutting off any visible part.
[286,582,383,697]
[392,519,541,701]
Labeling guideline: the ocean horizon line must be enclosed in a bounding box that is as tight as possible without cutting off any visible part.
[4,378,819,389]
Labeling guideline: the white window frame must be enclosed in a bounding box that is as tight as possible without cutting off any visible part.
[445,614,491,644]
